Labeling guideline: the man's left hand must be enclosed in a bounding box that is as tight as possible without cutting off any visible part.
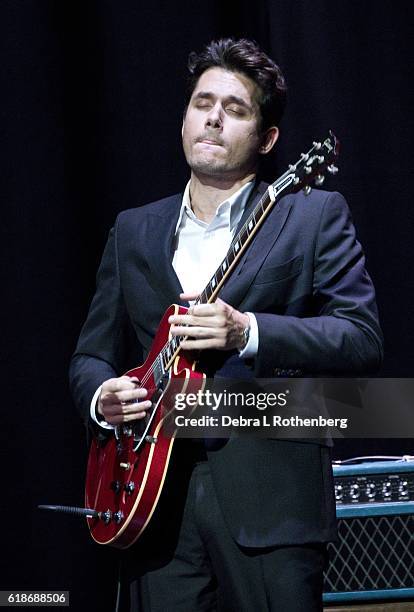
[168,292,249,351]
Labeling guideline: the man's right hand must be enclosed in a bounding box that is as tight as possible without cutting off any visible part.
[97,376,151,425]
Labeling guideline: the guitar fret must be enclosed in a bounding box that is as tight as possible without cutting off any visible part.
[204,286,212,302]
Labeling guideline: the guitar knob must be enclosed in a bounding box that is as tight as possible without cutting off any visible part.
[314,174,325,186]
[110,480,121,494]
[100,509,112,524]
[113,511,124,524]
[327,164,339,175]
[124,481,136,494]
[303,185,312,195]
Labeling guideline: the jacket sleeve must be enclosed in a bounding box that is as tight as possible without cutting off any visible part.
[254,192,384,376]
[69,218,142,429]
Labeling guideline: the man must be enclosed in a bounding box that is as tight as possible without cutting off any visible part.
[70,39,383,611]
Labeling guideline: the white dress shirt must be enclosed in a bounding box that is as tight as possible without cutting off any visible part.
[91,180,259,427]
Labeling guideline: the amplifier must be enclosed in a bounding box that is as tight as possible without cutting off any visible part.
[323,459,414,605]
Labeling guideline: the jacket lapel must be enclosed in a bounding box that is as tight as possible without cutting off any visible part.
[143,194,187,306]
[219,181,293,306]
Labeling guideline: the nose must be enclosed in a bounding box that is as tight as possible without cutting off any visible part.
[205,103,222,129]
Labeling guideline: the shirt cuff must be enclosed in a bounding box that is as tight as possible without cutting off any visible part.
[239,312,258,359]
[90,385,115,430]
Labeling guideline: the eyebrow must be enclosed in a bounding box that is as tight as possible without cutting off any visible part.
[193,91,253,111]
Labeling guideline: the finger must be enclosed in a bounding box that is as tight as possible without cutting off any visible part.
[170,325,220,338]
[169,310,218,326]
[119,400,152,414]
[101,391,144,407]
[102,377,140,393]
[115,387,148,403]
[179,291,200,301]
[122,411,148,422]
[107,410,148,425]
[180,338,225,350]
[215,297,229,307]
[102,400,151,419]
[192,302,222,315]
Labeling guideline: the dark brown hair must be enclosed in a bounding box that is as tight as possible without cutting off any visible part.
[185,38,287,131]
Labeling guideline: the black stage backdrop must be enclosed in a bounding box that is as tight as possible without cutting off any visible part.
[1,1,413,609]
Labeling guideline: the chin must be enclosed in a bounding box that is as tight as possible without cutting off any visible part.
[190,154,231,172]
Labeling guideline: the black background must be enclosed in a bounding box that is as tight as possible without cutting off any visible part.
[1,1,413,610]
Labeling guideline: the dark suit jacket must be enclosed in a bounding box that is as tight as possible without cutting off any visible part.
[69,181,383,547]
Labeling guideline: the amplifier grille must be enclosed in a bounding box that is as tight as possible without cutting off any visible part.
[324,514,414,594]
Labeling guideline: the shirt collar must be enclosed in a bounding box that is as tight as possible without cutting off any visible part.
[175,179,255,234]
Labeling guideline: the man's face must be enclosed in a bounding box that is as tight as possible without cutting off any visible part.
[182,67,265,181]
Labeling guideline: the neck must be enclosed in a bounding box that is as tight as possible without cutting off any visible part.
[189,171,256,223]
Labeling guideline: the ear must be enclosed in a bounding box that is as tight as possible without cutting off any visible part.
[259,126,279,155]
[181,105,189,138]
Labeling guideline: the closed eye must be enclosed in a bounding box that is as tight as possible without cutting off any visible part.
[226,106,245,116]
[195,101,213,110]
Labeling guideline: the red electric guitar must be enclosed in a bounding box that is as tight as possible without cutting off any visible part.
[44,133,339,548]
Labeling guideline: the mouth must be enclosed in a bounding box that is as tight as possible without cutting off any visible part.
[197,139,224,147]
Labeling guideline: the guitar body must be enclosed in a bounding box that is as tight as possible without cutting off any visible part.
[85,304,205,548]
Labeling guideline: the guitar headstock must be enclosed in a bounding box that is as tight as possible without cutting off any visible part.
[279,131,340,196]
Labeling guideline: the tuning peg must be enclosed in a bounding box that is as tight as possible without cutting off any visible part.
[314,174,325,186]
[327,164,339,175]
[303,185,312,195]
[304,165,312,174]
[300,153,309,161]
[312,141,322,150]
